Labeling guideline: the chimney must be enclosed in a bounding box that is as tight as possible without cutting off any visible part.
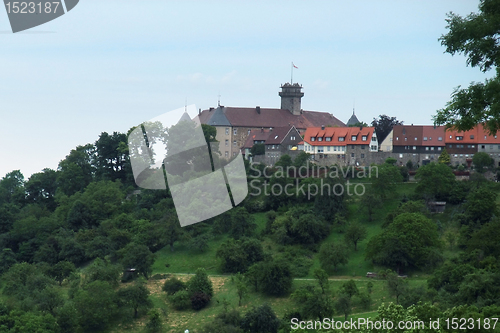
[261,127,264,132]
[256,106,261,114]
[198,108,201,115]
[321,125,325,130]
[270,127,273,132]
[209,107,214,111]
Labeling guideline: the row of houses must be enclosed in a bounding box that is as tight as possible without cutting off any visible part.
[196,82,500,167]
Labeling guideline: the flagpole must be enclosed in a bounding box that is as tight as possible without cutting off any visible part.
[291,62,293,84]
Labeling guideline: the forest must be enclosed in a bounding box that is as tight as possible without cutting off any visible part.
[0,120,500,333]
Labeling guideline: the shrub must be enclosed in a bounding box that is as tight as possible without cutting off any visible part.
[168,290,191,310]
[162,277,186,296]
[191,292,211,310]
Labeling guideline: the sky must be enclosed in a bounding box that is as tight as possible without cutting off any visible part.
[0,0,491,179]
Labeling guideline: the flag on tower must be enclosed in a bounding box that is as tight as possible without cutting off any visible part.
[292,62,298,69]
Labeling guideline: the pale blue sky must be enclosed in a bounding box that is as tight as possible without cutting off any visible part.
[0,0,489,178]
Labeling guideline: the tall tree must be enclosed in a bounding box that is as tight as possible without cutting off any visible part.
[472,152,494,173]
[371,115,403,143]
[434,0,500,133]
[118,242,155,279]
[117,282,152,318]
[319,242,349,273]
[344,222,367,251]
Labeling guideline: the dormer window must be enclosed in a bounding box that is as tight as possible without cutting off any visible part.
[311,137,315,141]
[338,137,345,142]
[438,137,443,141]
[470,135,474,139]
[423,137,428,141]
[351,135,357,141]
[362,136,367,141]
[318,137,323,142]
[326,137,331,141]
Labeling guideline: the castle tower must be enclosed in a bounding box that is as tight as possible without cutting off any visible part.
[279,83,304,116]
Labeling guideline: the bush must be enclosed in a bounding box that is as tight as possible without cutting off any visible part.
[356,292,371,310]
[162,277,186,296]
[191,292,211,310]
[168,290,191,310]
[187,268,213,297]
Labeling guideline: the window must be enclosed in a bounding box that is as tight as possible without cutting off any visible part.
[423,137,428,141]
[482,145,485,149]
[372,137,377,142]
[291,136,295,140]
[318,137,323,142]
[318,146,324,153]
[362,136,367,141]
[438,147,442,151]
[361,154,365,158]
[351,135,357,141]
[338,137,345,142]
[248,129,251,135]
[456,136,463,140]
[327,146,330,151]
[225,151,229,157]
[233,140,237,146]
[342,146,345,151]
[467,145,471,148]
[485,136,487,140]
[396,137,399,141]
[233,128,237,135]
[371,145,377,150]
[405,137,407,141]
[225,139,228,146]
[351,153,354,157]
[429,137,432,141]
[472,145,475,148]
[311,137,315,141]
[415,137,418,141]
[361,145,365,149]
[272,145,275,149]
[425,147,429,151]
[390,138,393,141]
[470,135,474,139]
[225,128,229,135]
[334,146,337,151]
[490,145,493,149]
[431,147,434,151]
[438,137,443,141]
[449,135,452,139]
[233,152,236,156]
[326,137,331,142]
[399,154,403,158]
[449,144,453,148]
[413,146,416,150]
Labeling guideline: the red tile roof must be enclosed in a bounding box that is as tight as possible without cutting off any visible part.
[303,127,375,146]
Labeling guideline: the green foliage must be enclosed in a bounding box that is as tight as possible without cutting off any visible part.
[162,276,187,295]
[117,282,152,318]
[313,268,330,295]
[84,258,122,287]
[255,260,294,296]
[228,207,257,239]
[434,0,500,133]
[118,242,155,279]
[169,290,191,310]
[406,160,414,170]
[250,143,265,156]
[344,222,367,251]
[385,270,409,304]
[472,151,494,173]
[216,238,264,273]
[291,285,334,320]
[340,279,359,298]
[232,273,249,306]
[240,303,280,333]
[385,157,397,165]
[47,261,75,286]
[366,213,442,270]
[371,164,403,199]
[275,154,292,168]
[319,242,349,273]
[73,280,118,332]
[438,148,451,164]
[415,162,455,201]
[188,268,213,298]
[463,187,498,227]
[144,309,163,333]
[334,292,352,321]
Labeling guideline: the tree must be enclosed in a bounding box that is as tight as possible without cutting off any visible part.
[434,0,500,133]
[145,309,163,333]
[84,258,122,287]
[216,238,264,273]
[334,292,352,321]
[292,151,310,167]
[438,148,451,164]
[340,279,359,298]
[360,188,381,222]
[319,242,349,273]
[275,154,293,168]
[0,248,17,275]
[366,213,442,271]
[73,280,118,332]
[233,273,249,306]
[386,270,409,304]
[258,260,293,296]
[463,187,498,227]
[24,168,58,211]
[188,268,213,298]
[313,268,330,295]
[371,164,403,200]
[117,282,152,318]
[291,285,334,320]
[371,115,403,143]
[48,261,76,286]
[344,222,367,251]
[229,207,257,239]
[240,304,280,333]
[472,152,494,173]
[118,242,155,279]
[415,162,455,201]
[250,143,265,156]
